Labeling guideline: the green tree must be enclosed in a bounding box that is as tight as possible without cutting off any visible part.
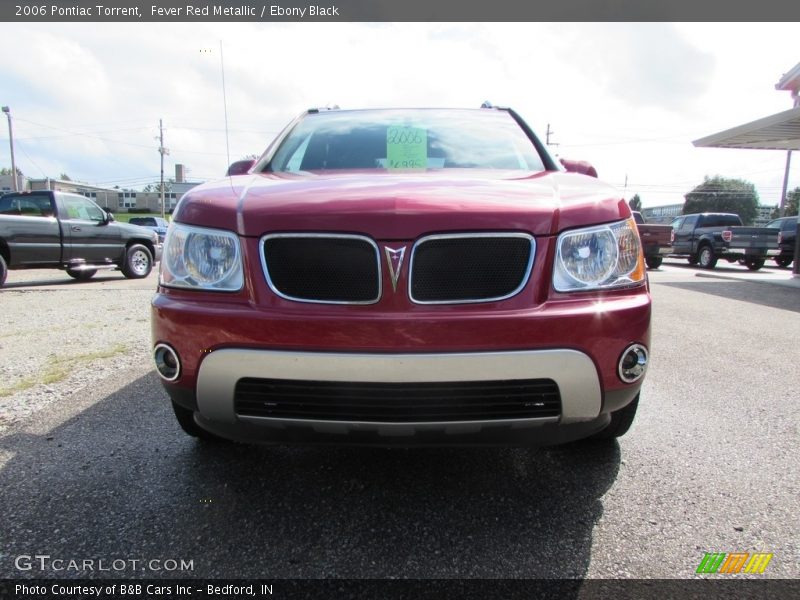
[628,194,642,212]
[784,187,799,217]
[0,167,23,176]
[683,176,758,225]
[59,173,72,181]
[144,179,173,193]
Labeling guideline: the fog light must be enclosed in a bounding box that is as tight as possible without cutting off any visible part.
[154,344,181,381]
[618,344,648,383]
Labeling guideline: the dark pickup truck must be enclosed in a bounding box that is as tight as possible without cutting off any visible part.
[0,190,162,287]
[632,211,673,269]
[670,212,779,271]
[765,216,798,268]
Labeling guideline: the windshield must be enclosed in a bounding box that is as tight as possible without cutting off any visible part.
[267,109,546,173]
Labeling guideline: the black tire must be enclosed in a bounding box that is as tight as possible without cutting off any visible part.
[0,254,7,288]
[775,256,793,268]
[591,394,640,440]
[744,258,765,271]
[697,245,717,269]
[172,401,225,442]
[67,268,97,281]
[121,244,153,279]
[645,256,663,269]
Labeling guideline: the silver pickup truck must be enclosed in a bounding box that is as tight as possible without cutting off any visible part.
[0,190,161,287]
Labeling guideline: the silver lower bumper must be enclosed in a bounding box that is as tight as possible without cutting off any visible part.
[196,349,604,432]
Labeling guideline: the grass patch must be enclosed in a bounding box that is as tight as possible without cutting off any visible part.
[0,344,130,397]
[114,213,171,224]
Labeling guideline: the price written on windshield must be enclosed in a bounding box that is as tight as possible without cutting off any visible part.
[386,127,427,169]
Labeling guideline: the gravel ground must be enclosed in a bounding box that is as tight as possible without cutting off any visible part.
[0,270,156,432]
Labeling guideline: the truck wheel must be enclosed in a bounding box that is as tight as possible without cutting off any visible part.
[687,256,698,266]
[697,245,717,269]
[121,244,153,279]
[744,258,765,271]
[0,254,7,287]
[172,401,225,442]
[645,256,663,269]
[591,394,640,440]
[67,268,97,281]
[775,257,792,268]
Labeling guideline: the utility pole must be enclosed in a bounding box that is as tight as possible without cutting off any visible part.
[157,119,169,219]
[2,106,18,191]
[779,150,792,217]
[546,123,556,147]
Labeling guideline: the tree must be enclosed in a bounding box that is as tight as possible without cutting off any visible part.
[60,173,72,181]
[0,167,23,176]
[683,176,758,225]
[628,194,642,212]
[784,187,800,217]
[143,179,173,193]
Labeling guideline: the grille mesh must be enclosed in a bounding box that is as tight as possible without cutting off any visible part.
[234,378,560,422]
[263,236,379,303]
[410,235,533,303]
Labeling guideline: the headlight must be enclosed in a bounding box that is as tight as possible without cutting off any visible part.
[553,218,645,292]
[160,222,243,291]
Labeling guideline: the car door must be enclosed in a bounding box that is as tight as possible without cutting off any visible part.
[57,193,123,264]
[0,192,62,265]
[673,215,698,254]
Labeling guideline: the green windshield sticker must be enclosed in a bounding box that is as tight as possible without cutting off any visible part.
[386,127,427,169]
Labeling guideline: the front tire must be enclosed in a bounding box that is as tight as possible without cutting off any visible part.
[775,256,793,268]
[121,244,153,279]
[0,254,7,287]
[697,245,717,269]
[172,402,225,442]
[67,268,97,281]
[591,394,640,440]
[645,256,663,269]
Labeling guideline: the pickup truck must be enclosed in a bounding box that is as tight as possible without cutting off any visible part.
[632,211,673,269]
[765,216,798,268]
[0,190,162,287]
[670,212,779,271]
[129,216,169,244]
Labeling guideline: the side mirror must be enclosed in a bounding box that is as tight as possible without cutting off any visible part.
[226,159,255,176]
[102,208,115,223]
[560,158,598,178]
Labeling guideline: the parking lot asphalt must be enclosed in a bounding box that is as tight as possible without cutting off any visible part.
[0,261,798,580]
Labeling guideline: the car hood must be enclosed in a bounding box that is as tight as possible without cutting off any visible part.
[117,222,159,239]
[173,170,629,238]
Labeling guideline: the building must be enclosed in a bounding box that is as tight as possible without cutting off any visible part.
[755,204,779,225]
[1,164,202,214]
[641,203,683,224]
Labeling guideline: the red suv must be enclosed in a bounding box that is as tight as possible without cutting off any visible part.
[151,107,650,445]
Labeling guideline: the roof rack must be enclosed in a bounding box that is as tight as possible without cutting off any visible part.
[307,105,340,114]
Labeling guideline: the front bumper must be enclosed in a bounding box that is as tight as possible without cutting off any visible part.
[162,346,642,445]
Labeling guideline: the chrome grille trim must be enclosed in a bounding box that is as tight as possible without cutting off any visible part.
[259,233,382,305]
[408,232,536,305]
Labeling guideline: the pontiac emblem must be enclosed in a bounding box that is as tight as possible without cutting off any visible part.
[384,246,407,292]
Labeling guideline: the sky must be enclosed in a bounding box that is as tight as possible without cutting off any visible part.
[0,22,798,209]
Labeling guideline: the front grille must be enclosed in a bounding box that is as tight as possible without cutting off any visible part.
[410,234,534,303]
[234,378,560,422]
[262,234,380,304]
